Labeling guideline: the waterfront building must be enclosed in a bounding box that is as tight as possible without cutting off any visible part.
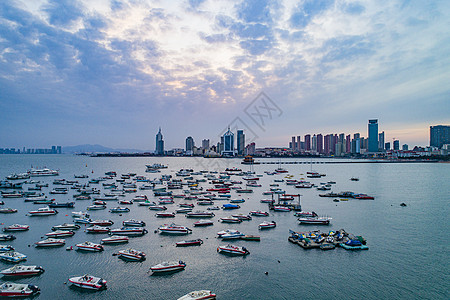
[393,140,400,150]
[185,136,194,155]
[291,137,296,151]
[346,135,351,153]
[155,128,164,155]
[378,131,385,151]
[304,134,311,151]
[324,135,330,155]
[222,127,235,156]
[202,139,210,151]
[430,125,450,149]
[237,130,245,155]
[402,144,409,151]
[296,136,301,151]
[368,119,379,152]
[317,134,323,154]
[385,142,391,151]
[311,134,317,152]
[245,142,256,155]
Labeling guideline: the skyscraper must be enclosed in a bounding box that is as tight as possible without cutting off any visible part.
[155,127,164,155]
[368,119,379,152]
[346,135,351,153]
[393,140,400,150]
[291,137,296,151]
[317,134,323,154]
[185,136,194,153]
[430,125,450,148]
[202,139,210,151]
[311,134,317,152]
[237,130,245,156]
[304,134,311,151]
[378,131,385,151]
[222,127,234,156]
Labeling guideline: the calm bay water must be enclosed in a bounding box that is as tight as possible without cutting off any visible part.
[0,155,448,300]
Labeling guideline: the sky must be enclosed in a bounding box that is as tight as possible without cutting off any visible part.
[0,0,449,150]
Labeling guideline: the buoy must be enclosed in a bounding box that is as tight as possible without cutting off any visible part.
[265,272,268,275]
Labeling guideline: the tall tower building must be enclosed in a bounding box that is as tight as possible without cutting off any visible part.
[430,125,450,148]
[317,134,323,154]
[393,140,400,150]
[202,139,210,151]
[378,131,385,151]
[237,130,245,156]
[304,134,311,151]
[368,119,379,152]
[222,128,235,156]
[311,134,317,152]
[185,136,194,153]
[291,137,296,151]
[155,127,164,155]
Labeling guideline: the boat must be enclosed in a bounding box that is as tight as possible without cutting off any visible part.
[73,217,92,224]
[68,274,107,290]
[150,261,186,274]
[193,220,214,227]
[119,199,133,205]
[117,248,146,261]
[339,240,369,250]
[89,220,114,226]
[298,217,331,225]
[156,212,175,218]
[179,203,195,208]
[29,168,59,176]
[176,239,203,247]
[94,200,107,206]
[176,208,193,214]
[240,235,260,241]
[186,211,215,218]
[217,244,249,256]
[273,206,291,212]
[258,221,276,229]
[294,211,318,218]
[76,241,104,252]
[138,200,156,206]
[87,204,107,210]
[177,290,216,300]
[222,204,240,210]
[220,231,245,240]
[0,245,14,252]
[350,177,359,181]
[93,195,118,201]
[51,223,80,230]
[217,229,240,238]
[0,208,18,214]
[0,282,40,297]
[230,199,245,203]
[28,206,57,216]
[101,235,129,244]
[0,234,16,241]
[148,205,167,211]
[250,211,269,216]
[35,238,65,247]
[1,265,44,277]
[6,173,30,180]
[45,230,75,238]
[122,219,145,227]
[110,207,130,213]
[219,217,242,224]
[0,251,27,263]
[109,227,147,236]
[197,200,214,206]
[158,224,192,235]
[49,202,75,208]
[86,226,110,234]
[2,224,29,232]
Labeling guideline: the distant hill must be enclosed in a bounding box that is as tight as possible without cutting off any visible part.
[63,144,148,154]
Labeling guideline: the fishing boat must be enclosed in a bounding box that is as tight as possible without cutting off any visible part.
[186,211,215,218]
[45,230,75,238]
[176,239,203,247]
[0,208,18,214]
[35,238,65,247]
[258,221,276,229]
[219,217,242,224]
[0,265,44,277]
[2,224,29,232]
[89,220,114,226]
[298,217,331,225]
[0,234,16,241]
[193,220,214,227]
[158,224,192,235]
[150,261,186,274]
[76,241,104,252]
[177,290,216,300]
[49,202,75,208]
[28,206,57,216]
[109,227,147,236]
[250,211,269,216]
[0,251,27,263]
[51,223,80,231]
[110,207,130,213]
[117,249,146,261]
[217,244,249,256]
[156,212,175,218]
[122,219,145,227]
[68,274,107,290]
[86,226,110,234]
[0,282,40,297]
[101,235,129,244]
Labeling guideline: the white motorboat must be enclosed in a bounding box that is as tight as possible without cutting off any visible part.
[74,217,92,224]
[148,205,167,211]
[89,220,114,226]
[0,245,14,252]
[76,241,104,252]
[45,230,75,237]
[122,219,145,227]
[0,265,44,277]
[217,244,249,256]
[28,206,57,216]
[177,290,216,300]
[101,235,129,244]
[219,217,242,224]
[109,227,147,236]
[298,217,331,225]
[87,205,106,210]
[68,274,107,290]
[0,282,40,297]
[2,224,29,232]
[117,248,146,261]
[193,220,214,227]
[150,261,186,273]
[258,221,277,229]
[110,207,130,213]
[216,229,240,238]
[220,231,244,240]
[0,251,27,263]
[35,238,65,247]
[273,206,291,212]
[72,211,89,218]
[249,211,269,216]
[29,168,58,176]
[186,211,215,218]
[86,226,110,234]
[158,224,192,235]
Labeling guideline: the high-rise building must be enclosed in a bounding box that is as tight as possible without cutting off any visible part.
[237,130,245,155]
[57,146,62,154]
[246,142,256,155]
[402,144,408,151]
[385,142,391,151]
[346,135,351,153]
[222,127,235,156]
[311,134,317,152]
[393,140,400,150]
[368,119,379,152]
[324,134,331,155]
[430,125,450,149]
[155,127,164,155]
[297,136,301,151]
[185,136,194,153]
[317,134,323,154]
[304,134,311,151]
[202,139,210,151]
[291,137,296,151]
[378,131,385,151]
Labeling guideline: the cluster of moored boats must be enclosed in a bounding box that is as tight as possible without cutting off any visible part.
[0,165,371,297]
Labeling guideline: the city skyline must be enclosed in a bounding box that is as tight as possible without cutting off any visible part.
[1,1,449,149]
